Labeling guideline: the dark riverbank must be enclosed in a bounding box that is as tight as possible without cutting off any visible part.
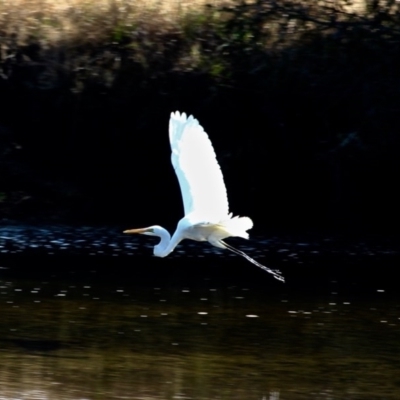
[0,223,398,293]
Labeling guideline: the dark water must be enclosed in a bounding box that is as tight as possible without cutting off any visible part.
[0,225,399,399]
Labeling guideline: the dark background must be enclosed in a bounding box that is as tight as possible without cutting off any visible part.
[0,0,399,237]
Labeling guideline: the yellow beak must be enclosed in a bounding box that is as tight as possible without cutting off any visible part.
[123,228,148,234]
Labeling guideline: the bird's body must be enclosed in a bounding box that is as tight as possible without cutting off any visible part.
[124,111,284,282]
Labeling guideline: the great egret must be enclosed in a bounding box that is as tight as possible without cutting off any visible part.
[124,111,284,282]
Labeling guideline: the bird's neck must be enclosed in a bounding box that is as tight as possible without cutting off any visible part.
[153,227,172,257]
[153,226,183,258]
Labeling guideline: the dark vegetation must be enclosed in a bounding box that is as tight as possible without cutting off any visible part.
[0,0,399,235]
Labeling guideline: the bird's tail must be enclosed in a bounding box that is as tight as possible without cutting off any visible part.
[220,240,285,283]
[220,215,253,239]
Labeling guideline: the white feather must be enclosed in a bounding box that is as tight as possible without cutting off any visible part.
[169,111,229,222]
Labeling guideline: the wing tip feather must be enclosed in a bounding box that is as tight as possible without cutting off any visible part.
[171,111,199,125]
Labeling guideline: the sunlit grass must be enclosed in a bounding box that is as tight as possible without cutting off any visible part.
[0,0,233,45]
[0,0,385,48]
[0,0,239,82]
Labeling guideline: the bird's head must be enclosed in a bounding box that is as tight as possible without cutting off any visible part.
[123,225,165,237]
[123,225,171,258]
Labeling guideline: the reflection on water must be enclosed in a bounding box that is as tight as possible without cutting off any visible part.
[1,257,400,400]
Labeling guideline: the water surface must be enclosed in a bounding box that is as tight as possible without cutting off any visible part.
[0,225,399,399]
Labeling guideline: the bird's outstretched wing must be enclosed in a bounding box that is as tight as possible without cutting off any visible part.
[169,111,229,221]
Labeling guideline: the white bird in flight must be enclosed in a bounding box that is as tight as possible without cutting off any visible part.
[124,111,284,282]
